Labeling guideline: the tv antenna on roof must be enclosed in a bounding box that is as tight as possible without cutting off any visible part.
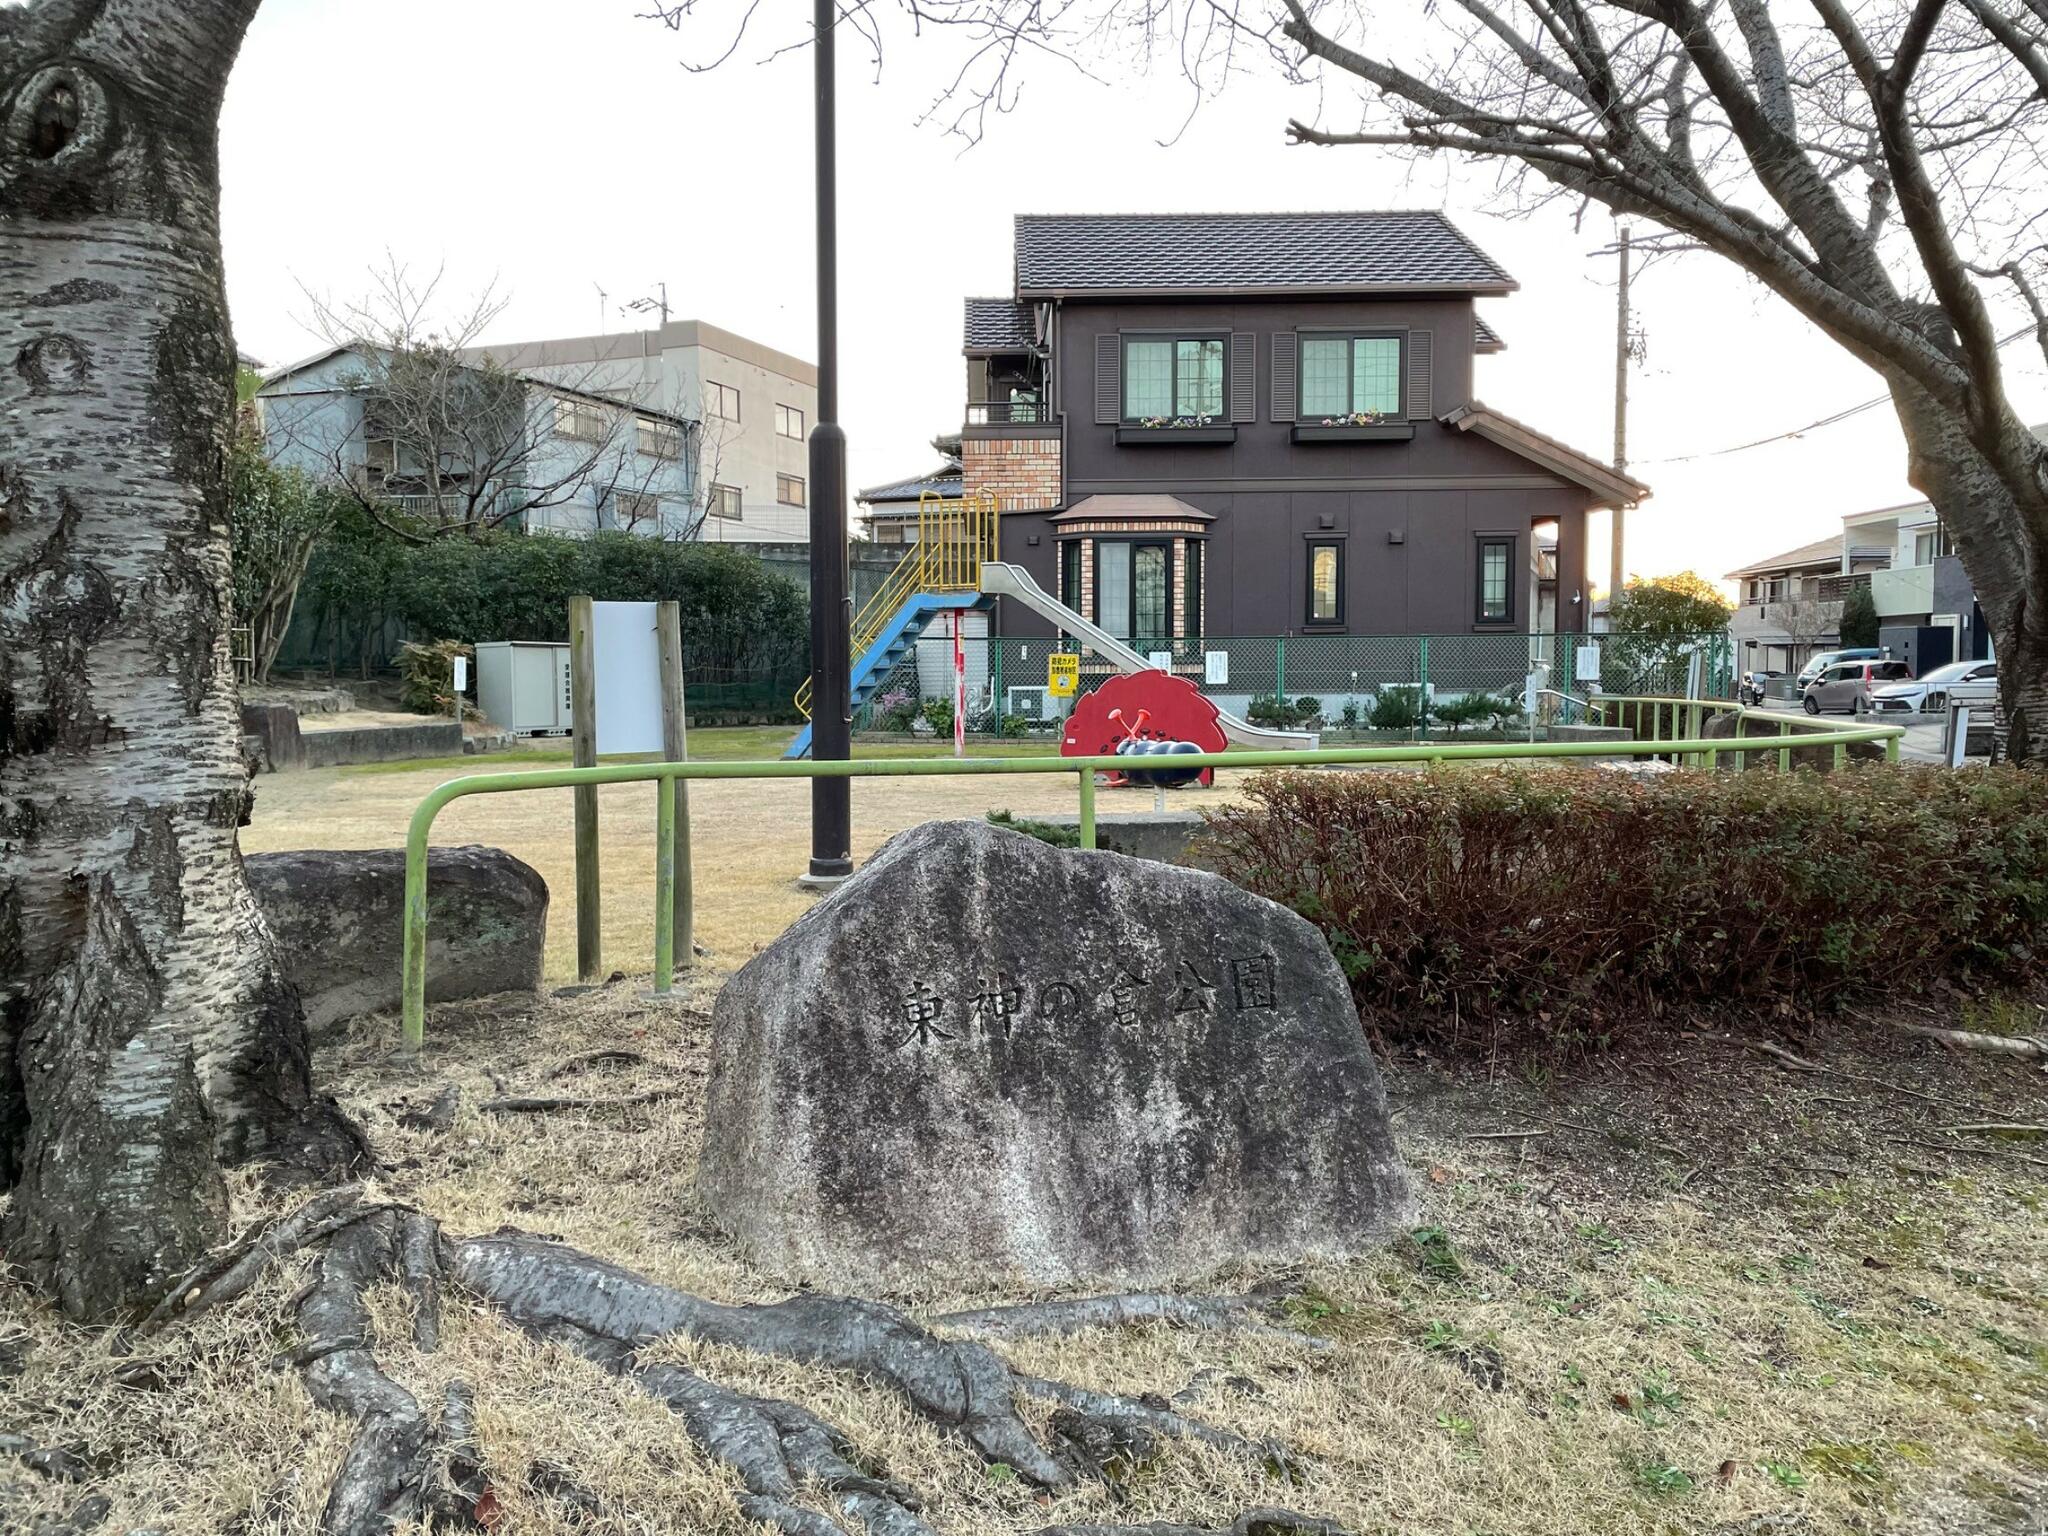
[593,282,609,336]
[625,282,670,329]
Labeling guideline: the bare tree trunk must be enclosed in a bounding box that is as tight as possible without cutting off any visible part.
[1886,381,2048,762]
[0,0,360,1322]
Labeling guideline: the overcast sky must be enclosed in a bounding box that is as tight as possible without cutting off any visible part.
[221,0,2048,592]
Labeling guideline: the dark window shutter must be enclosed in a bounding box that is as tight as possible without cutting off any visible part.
[1229,332,1256,422]
[1095,334,1120,425]
[1271,332,1297,422]
[1407,330,1434,420]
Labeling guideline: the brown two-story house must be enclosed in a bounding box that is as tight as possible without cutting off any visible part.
[958,212,1646,645]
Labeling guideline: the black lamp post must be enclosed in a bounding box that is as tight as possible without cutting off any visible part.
[804,0,854,884]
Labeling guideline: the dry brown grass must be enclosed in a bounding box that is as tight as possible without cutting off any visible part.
[5,971,2043,1535]
[7,756,2045,1532]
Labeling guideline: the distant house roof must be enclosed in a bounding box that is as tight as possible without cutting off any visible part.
[858,467,963,508]
[1723,535,1845,581]
[1473,313,1505,352]
[964,298,1035,354]
[258,342,695,427]
[1012,211,1517,298]
[1439,403,1647,508]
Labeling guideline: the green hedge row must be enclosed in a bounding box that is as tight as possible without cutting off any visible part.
[1195,764,2048,1047]
[297,508,808,699]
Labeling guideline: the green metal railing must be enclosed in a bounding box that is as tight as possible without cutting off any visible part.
[398,698,1902,1050]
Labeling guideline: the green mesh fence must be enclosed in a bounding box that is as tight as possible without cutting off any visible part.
[859,631,1735,739]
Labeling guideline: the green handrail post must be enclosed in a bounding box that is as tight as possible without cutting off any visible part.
[653,776,676,994]
[1078,766,1097,849]
[1779,720,1791,773]
[1885,732,1900,763]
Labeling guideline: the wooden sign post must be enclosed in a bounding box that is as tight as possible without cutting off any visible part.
[656,601,693,979]
[568,595,602,981]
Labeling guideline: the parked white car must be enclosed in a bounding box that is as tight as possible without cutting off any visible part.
[1867,659,1997,715]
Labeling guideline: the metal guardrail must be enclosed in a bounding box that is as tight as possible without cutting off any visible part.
[965,400,1052,425]
[397,696,1903,1050]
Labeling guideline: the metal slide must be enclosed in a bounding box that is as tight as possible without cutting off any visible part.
[978,562,1320,750]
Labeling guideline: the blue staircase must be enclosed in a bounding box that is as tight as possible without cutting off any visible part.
[784,590,990,758]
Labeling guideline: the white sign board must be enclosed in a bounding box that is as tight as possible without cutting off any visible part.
[1574,643,1602,682]
[452,655,469,693]
[1205,650,1229,686]
[1148,650,1173,671]
[590,601,666,755]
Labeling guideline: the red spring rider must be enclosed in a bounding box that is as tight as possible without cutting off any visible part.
[1062,670,1227,787]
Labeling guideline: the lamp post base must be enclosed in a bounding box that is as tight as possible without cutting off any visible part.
[798,859,854,891]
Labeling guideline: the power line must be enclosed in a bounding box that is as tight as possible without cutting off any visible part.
[1635,326,2037,466]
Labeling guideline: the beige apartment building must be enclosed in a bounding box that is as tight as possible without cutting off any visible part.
[472,319,818,543]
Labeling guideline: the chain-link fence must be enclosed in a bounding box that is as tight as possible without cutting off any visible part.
[856,630,1735,740]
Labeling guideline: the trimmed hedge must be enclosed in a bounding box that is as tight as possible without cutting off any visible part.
[1195,765,2048,1046]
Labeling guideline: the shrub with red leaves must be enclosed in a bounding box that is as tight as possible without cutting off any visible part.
[1194,764,2048,1046]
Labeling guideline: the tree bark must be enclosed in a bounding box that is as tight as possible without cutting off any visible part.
[0,0,360,1322]
[1883,378,2048,761]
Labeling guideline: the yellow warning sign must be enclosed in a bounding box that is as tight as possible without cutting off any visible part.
[1047,652,1080,697]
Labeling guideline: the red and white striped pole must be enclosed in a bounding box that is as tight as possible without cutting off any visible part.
[952,612,966,758]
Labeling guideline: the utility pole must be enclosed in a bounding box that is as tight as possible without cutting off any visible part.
[803,0,853,886]
[1610,224,1631,611]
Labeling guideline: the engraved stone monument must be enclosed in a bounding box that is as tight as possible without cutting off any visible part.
[697,819,1416,1289]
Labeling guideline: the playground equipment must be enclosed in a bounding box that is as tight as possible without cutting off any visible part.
[1064,671,1226,787]
[977,562,1319,751]
[786,514,1321,756]
[786,489,998,758]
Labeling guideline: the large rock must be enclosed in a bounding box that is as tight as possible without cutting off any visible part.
[697,819,1415,1291]
[246,846,548,1035]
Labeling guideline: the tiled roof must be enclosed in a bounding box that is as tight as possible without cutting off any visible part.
[964,297,1034,352]
[1013,211,1516,296]
[1724,535,1846,580]
[1473,312,1505,351]
[858,468,963,506]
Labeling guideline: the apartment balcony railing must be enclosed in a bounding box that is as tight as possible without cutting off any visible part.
[966,400,1053,426]
[384,492,475,519]
[1814,571,1870,602]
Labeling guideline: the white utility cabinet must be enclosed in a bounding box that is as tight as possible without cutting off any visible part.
[476,641,573,735]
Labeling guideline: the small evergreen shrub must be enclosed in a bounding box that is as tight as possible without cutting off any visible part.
[1368,685,1428,730]
[1247,694,1324,729]
[1196,764,2048,1046]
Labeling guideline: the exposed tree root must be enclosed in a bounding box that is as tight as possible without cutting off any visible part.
[136,1182,369,1334]
[527,1321,937,1536]
[295,1213,433,1535]
[1890,1019,2048,1061]
[935,1294,1328,1351]
[249,1217,1332,1534]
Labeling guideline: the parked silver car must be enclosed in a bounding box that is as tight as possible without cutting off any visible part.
[1867,658,1996,715]
[1802,658,1912,715]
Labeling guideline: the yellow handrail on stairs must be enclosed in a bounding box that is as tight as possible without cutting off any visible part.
[795,489,999,720]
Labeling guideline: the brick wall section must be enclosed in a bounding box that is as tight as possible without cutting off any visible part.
[963,436,1061,513]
